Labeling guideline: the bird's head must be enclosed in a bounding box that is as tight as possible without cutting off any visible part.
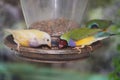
[30,33,51,48]
[86,19,113,31]
[38,32,51,48]
[58,39,68,49]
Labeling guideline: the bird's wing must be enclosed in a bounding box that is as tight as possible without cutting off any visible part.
[12,30,35,46]
[69,28,101,41]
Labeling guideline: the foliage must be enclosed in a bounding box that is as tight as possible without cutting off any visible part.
[0,63,109,80]
[109,40,120,80]
[109,55,120,80]
[108,4,120,80]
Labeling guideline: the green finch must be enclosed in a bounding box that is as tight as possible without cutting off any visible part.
[85,19,113,31]
[59,27,119,53]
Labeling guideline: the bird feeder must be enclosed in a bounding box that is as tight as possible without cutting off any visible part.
[4,0,102,63]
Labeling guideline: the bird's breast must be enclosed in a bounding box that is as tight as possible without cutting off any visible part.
[75,36,95,46]
[19,40,29,47]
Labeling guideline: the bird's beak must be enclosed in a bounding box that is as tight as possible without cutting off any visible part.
[48,43,52,48]
[59,44,64,49]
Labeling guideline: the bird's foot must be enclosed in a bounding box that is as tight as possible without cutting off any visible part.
[98,41,103,46]
[16,45,20,52]
[73,47,82,54]
[16,42,20,52]
[87,46,93,51]
[14,40,20,51]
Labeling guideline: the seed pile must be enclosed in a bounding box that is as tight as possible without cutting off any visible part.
[30,18,79,36]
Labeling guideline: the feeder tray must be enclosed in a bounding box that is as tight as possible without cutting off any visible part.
[4,35,102,63]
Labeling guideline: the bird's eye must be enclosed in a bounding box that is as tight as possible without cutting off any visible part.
[47,39,49,42]
[90,23,99,29]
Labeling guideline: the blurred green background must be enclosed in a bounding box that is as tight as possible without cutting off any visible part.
[0,0,120,80]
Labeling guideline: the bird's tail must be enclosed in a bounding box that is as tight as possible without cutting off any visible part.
[4,29,14,34]
[110,32,120,36]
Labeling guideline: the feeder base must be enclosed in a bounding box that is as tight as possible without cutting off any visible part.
[4,35,102,63]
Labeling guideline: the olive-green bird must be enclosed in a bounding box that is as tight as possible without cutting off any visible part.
[85,19,113,31]
[59,27,118,53]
